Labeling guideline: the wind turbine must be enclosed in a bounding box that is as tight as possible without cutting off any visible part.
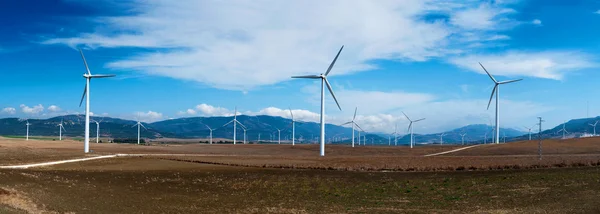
[524,125,534,141]
[341,107,363,148]
[589,121,599,136]
[557,122,568,139]
[394,124,398,146]
[205,125,214,144]
[275,128,282,144]
[291,46,344,156]
[25,120,31,141]
[222,107,246,145]
[289,108,296,146]
[403,112,425,149]
[78,49,116,153]
[132,119,147,145]
[439,133,446,145]
[91,117,104,143]
[57,119,66,141]
[460,133,467,145]
[479,62,522,144]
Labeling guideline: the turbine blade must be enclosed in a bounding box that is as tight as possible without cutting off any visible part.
[354,122,364,132]
[90,74,116,78]
[414,118,426,123]
[487,85,498,110]
[353,107,357,121]
[341,121,352,126]
[324,78,341,111]
[291,75,320,79]
[289,107,294,120]
[140,123,148,130]
[222,120,234,128]
[407,122,413,132]
[79,48,92,75]
[402,111,411,122]
[79,83,87,107]
[499,79,523,84]
[205,124,211,130]
[478,62,497,83]
[236,120,247,129]
[324,45,344,76]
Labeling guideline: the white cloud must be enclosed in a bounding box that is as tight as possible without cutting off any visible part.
[449,51,595,80]
[595,10,600,14]
[450,3,517,30]
[47,105,61,112]
[1,107,16,115]
[177,109,197,116]
[532,19,542,26]
[135,111,164,122]
[195,104,233,116]
[19,104,44,115]
[42,0,524,90]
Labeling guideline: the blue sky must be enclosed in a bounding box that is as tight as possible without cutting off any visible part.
[1,0,600,134]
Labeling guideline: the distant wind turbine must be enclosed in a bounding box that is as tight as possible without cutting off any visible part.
[57,119,66,141]
[479,62,523,144]
[341,107,363,148]
[276,128,282,144]
[460,133,467,145]
[132,119,147,145]
[78,49,116,153]
[222,107,246,145]
[524,125,534,141]
[291,46,344,156]
[205,125,214,144]
[289,108,296,146]
[439,133,446,145]
[589,121,598,136]
[403,112,425,149]
[91,117,104,143]
[25,120,31,141]
[557,122,568,139]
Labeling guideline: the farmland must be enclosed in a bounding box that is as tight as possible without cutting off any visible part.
[1,137,600,213]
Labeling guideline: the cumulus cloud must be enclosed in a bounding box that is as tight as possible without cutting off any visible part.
[195,104,233,116]
[19,104,44,115]
[177,109,197,116]
[135,111,164,122]
[47,105,61,112]
[449,51,595,80]
[1,107,16,115]
[532,19,542,26]
[42,0,526,90]
[595,10,600,14]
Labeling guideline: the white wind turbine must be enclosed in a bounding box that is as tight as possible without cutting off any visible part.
[524,125,534,141]
[91,117,104,143]
[402,112,425,149]
[289,108,296,146]
[57,119,66,141]
[132,119,147,145]
[25,120,31,141]
[275,128,282,144]
[439,133,446,145]
[479,62,522,144]
[222,107,246,145]
[291,46,344,156]
[557,122,568,139]
[341,107,363,148]
[460,133,467,145]
[589,121,599,136]
[78,49,116,153]
[205,125,214,144]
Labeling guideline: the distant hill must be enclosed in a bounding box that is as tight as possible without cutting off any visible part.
[394,124,525,145]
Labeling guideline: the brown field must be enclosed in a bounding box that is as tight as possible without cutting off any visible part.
[1,137,600,213]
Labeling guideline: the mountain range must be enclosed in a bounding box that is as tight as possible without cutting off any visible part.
[4,114,597,145]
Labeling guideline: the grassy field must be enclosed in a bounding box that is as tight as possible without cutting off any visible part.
[1,137,600,213]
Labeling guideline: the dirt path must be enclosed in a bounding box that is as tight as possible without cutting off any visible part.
[423,145,481,157]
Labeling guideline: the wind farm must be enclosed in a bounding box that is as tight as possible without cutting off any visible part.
[2,1,600,213]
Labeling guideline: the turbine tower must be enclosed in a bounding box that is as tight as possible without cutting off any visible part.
[524,126,534,141]
[291,46,343,156]
[222,107,246,145]
[57,119,66,141]
[460,133,467,145]
[78,49,116,153]
[394,124,398,146]
[341,107,363,148]
[276,128,282,144]
[25,120,31,141]
[402,112,425,149]
[439,133,446,145]
[91,117,104,143]
[289,108,296,146]
[589,121,598,136]
[205,125,214,144]
[479,62,522,144]
[132,120,147,145]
